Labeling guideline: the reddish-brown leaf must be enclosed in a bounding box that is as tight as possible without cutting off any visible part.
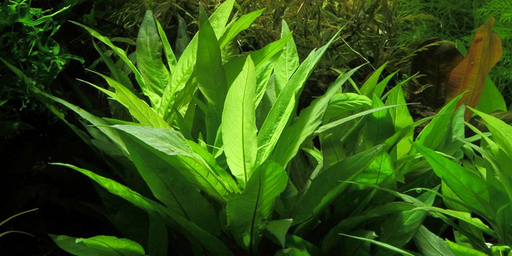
[444,17,502,121]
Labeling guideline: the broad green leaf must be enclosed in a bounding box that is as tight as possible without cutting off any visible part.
[54,163,233,255]
[293,145,383,225]
[91,72,171,129]
[274,20,299,95]
[273,66,361,168]
[227,161,287,250]
[250,34,292,70]
[113,125,233,202]
[363,95,395,147]
[385,85,414,160]
[70,21,157,107]
[254,53,281,108]
[222,56,258,186]
[413,225,455,256]
[119,131,220,234]
[148,212,168,256]
[284,235,323,255]
[197,9,228,144]
[324,93,372,121]
[416,93,464,149]
[359,62,388,97]
[339,233,417,256]
[136,10,170,98]
[50,234,145,256]
[265,219,293,248]
[375,71,398,98]
[476,78,507,114]
[446,240,488,256]
[219,9,265,49]
[413,143,491,215]
[155,19,177,74]
[257,29,343,165]
[175,14,190,58]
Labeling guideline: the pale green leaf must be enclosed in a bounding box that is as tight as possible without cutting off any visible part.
[50,234,145,256]
[219,9,265,49]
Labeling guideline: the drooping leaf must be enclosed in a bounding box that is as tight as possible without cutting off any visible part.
[445,239,488,256]
[50,234,145,256]
[227,161,287,251]
[222,56,258,186]
[444,17,502,121]
[339,233,418,256]
[324,93,372,121]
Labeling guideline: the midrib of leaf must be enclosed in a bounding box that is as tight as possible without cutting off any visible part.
[179,156,227,201]
[416,229,445,255]
[249,172,262,253]
[242,87,248,185]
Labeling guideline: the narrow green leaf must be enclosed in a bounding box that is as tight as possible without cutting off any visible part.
[257,29,343,165]
[155,19,177,74]
[208,0,235,39]
[50,234,145,256]
[93,72,171,129]
[113,125,233,202]
[385,85,414,160]
[470,107,512,159]
[324,93,372,121]
[136,10,170,97]
[273,66,361,168]
[222,56,258,186]
[219,8,265,49]
[359,62,388,97]
[70,21,158,107]
[227,161,287,251]
[274,20,299,95]
[339,233,418,256]
[293,145,383,225]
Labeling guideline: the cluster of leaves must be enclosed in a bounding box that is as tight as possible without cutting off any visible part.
[35,1,512,255]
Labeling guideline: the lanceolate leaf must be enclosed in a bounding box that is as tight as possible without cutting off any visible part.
[50,234,145,256]
[219,8,265,49]
[222,56,258,186]
[155,19,177,75]
[113,125,234,202]
[136,10,170,98]
[274,20,299,95]
[227,161,287,251]
[257,29,343,166]
[273,66,361,168]
[54,163,233,255]
[359,62,387,97]
[444,17,502,121]
[293,145,383,225]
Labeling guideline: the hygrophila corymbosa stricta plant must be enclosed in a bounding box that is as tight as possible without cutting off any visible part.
[39,1,506,255]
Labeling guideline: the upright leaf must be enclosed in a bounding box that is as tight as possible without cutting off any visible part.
[136,10,170,98]
[444,17,502,121]
[227,161,287,251]
[359,62,387,97]
[219,9,265,49]
[274,20,299,95]
[222,56,258,186]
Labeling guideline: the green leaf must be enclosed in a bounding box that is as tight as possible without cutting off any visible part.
[208,0,235,39]
[416,94,464,149]
[413,225,455,256]
[476,78,507,114]
[293,145,383,225]
[324,93,372,121]
[119,131,220,234]
[274,20,299,95]
[53,163,233,255]
[273,66,361,168]
[470,107,512,159]
[148,212,168,256]
[413,143,491,216]
[257,29,343,165]
[363,95,395,147]
[359,62,388,97]
[70,21,157,107]
[385,84,414,159]
[50,234,145,256]
[113,125,234,202]
[197,9,228,144]
[136,10,170,98]
[226,161,287,251]
[219,8,265,49]
[445,240,488,256]
[92,72,171,129]
[339,233,418,256]
[265,219,293,248]
[155,18,177,75]
[222,56,258,186]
